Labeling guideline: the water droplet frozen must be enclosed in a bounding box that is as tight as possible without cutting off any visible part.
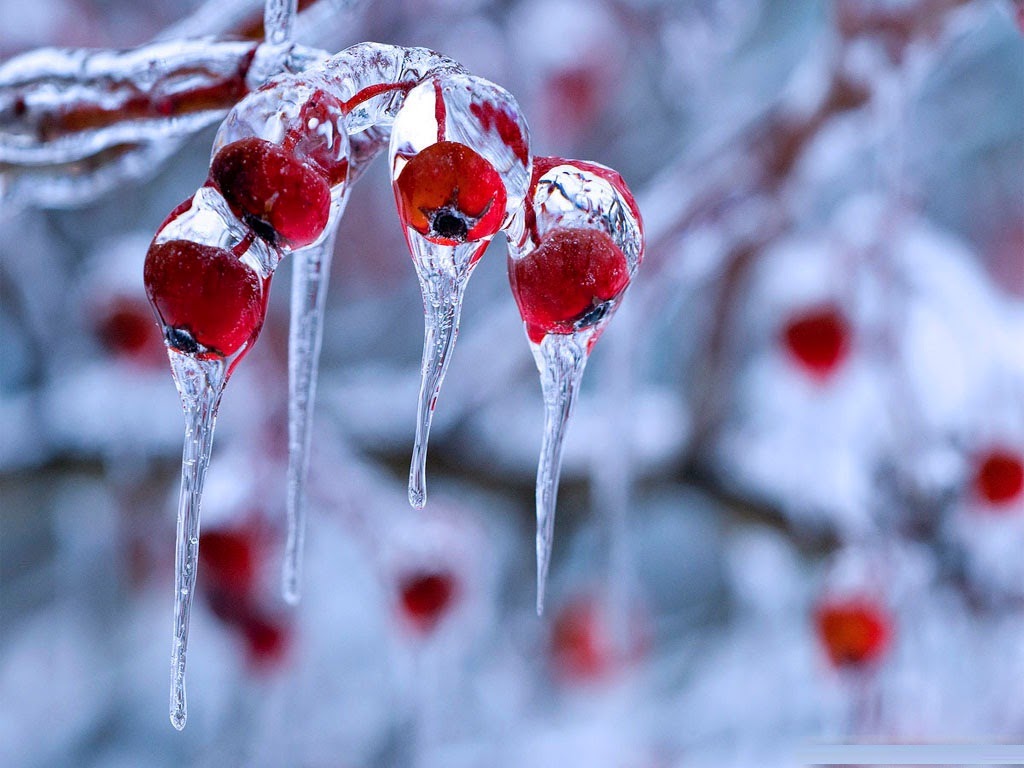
[389,73,530,508]
[506,157,643,612]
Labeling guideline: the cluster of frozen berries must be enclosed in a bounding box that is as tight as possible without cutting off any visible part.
[143,43,643,377]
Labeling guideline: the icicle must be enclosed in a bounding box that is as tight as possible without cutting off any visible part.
[263,0,298,46]
[167,352,227,731]
[283,211,345,603]
[407,243,478,508]
[506,157,644,613]
[533,333,588,614]
[389,74,531,508]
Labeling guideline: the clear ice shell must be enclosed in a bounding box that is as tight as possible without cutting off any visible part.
[506,158,644,612]
[167,352,227,730]
[154,185,279,278]
[388,73,530,509]
[282,194,348,604]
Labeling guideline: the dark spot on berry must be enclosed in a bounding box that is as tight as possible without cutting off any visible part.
[432,211,468,241]
[242,213,280,247]
[165,326,200,354]
[575,299,612,330]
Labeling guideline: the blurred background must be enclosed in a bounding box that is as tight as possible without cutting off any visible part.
[1,0,1023,765]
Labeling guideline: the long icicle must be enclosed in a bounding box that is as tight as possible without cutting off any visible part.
[533,333,588,615]
[408,257,469,509]
[168,353,226,731]
[283,219,343,604]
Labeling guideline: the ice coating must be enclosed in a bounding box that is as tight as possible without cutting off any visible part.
[0,38,329,209]
[506,158,643,613]
[0,40,258,166]
[318,43,465,179]
[143,183,276,730]
[389,73,531,509]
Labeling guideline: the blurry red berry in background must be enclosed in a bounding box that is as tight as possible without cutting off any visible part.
[398,570,457,634]
[551,597,613,682]
[509,227,630,343]
[782,305,851,380]
[200,528,258,598]
[550,595,646,684]
[93,295,164,364]
[241,613,291,671]
[210,137,332,249]
[394,141,506,245]
[144,239,266,358]
[815,597,890,669]
[974,449,1024,508]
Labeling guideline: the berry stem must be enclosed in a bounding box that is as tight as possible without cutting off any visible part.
[167,352,227,731]
[532,333,588,615]
[283,201,346,604]
[339,81,416,116]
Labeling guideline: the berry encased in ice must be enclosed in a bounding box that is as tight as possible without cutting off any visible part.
[509,227,630,343]
[144,239,266,358]
[210,137,332,249]
[394,141,507,246]
[398,570,457,634]
[782,305,850,379]
[814,597,890,669]
[974,449,1024,507]
[289,89,350,187]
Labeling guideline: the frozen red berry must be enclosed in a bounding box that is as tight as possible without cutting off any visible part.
[144,239,266,358]
[509,227,630,343]
[782,305,850,379]
[974,449,1024,507]
[815,597,890,669]
[394,141,507,245]
[210,137,332,249]
[398,570,457,633]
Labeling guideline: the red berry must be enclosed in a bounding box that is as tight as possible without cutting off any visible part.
[398,570,457,633]
[144,239,266,358]
[509,227,630,343]
[210,137,332,249]
[199,528,258,598]
[550,598,613,682]
[974,449,1024,507]
[94,296,163,361]
[241,613,291,670]
[394,141,507,245]
[815,597,890,669]
[782,305,850,379]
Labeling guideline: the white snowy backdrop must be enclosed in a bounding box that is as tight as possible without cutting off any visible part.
[1,0,1023,766]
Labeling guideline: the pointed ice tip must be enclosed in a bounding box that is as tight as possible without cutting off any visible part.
[282,580,301,606]
[536,589,546,617]
[170,709,187,731]
[409,484,426,510]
